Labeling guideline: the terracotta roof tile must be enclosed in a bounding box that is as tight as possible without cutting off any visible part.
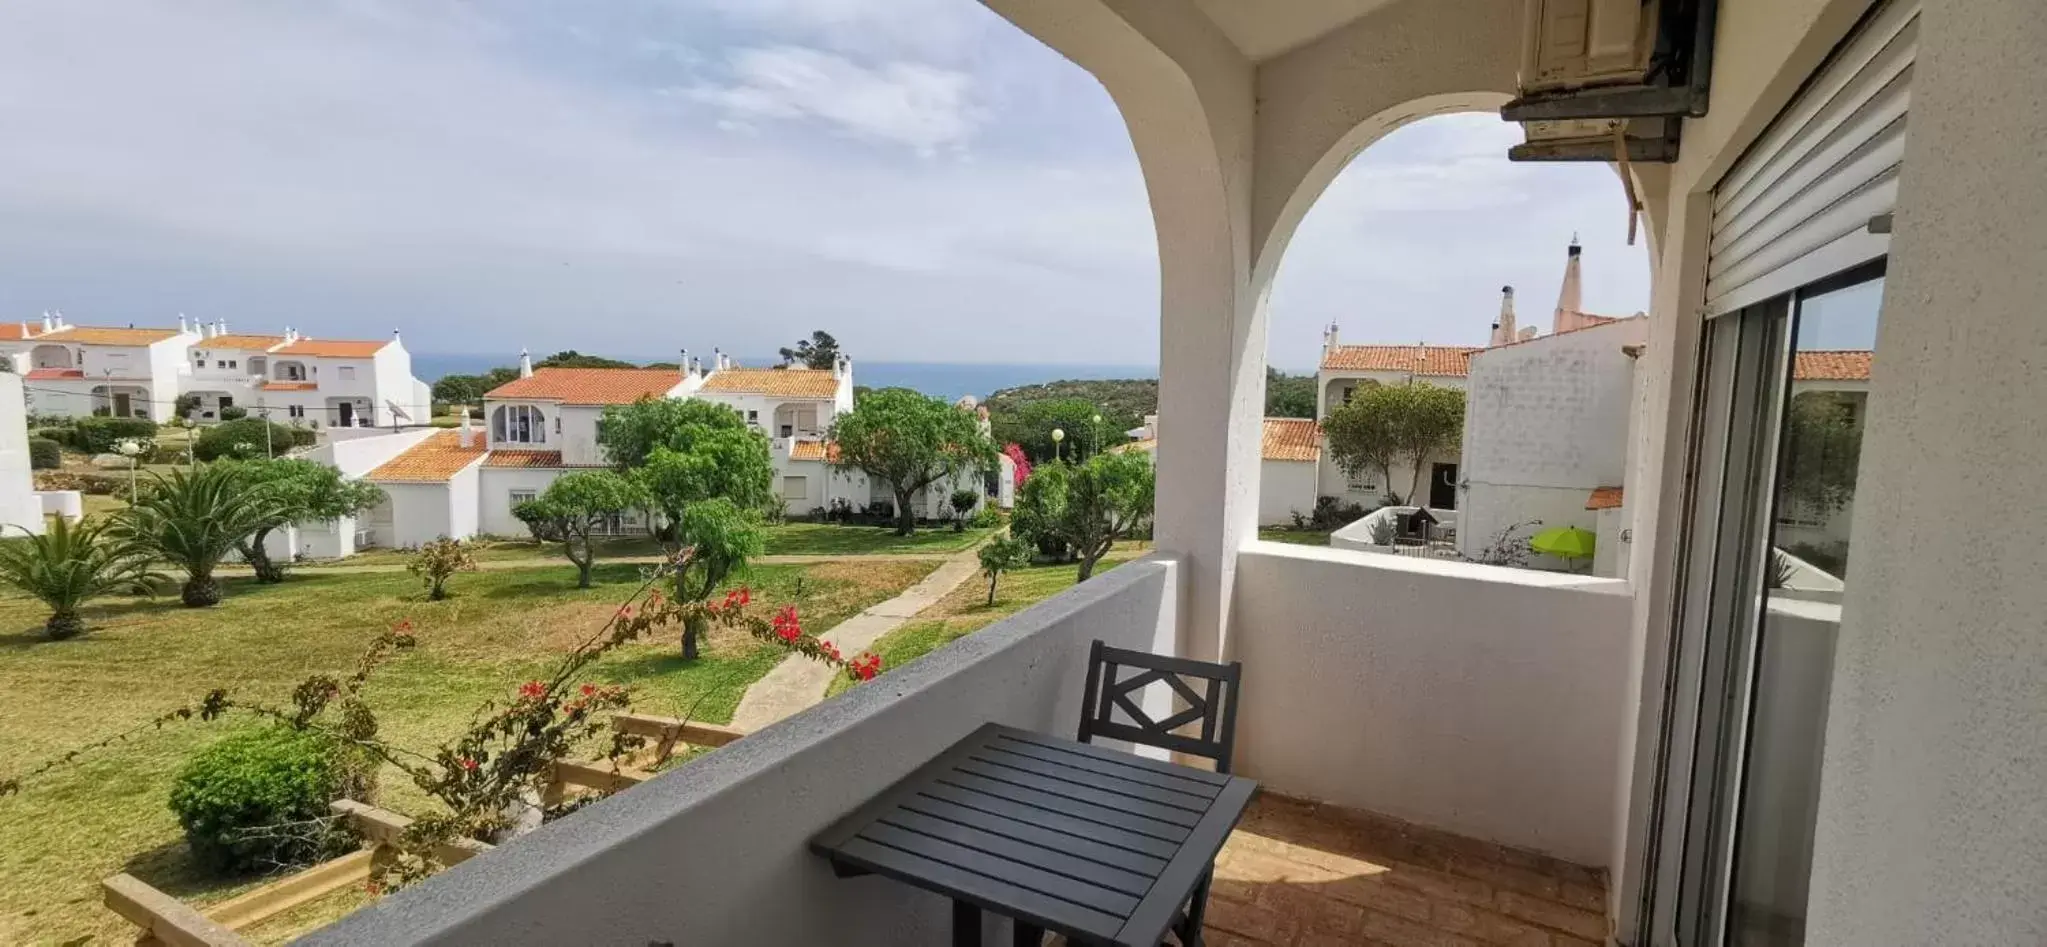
[1586,485,1625,510]
[788,439,843,462]
[25,368,84,380]
[485,368,683,405]
[38,326,185,345]
[202,334,287,351]
[366,431,486,483]
[699,367,841,398]
[1792,350,1872,381]
[1321,344,1479,376]
[0,324,44,341]
[261,381,318,391]
[274,338,391,358]
[1260,418,1322,462]
[484,450,564,469]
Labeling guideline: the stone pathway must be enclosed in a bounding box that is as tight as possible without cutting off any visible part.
[731,544,985,731]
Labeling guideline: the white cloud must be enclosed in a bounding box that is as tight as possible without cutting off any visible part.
[685,46,984,156]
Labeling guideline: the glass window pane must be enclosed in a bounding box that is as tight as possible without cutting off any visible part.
[1728,275,1882,946]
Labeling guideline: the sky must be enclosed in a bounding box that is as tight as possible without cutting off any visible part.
[0,0,1651,372]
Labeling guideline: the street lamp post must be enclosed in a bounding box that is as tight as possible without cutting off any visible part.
[1051,427,1065,463]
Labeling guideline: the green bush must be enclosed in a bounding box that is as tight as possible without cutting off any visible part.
[71,416,158,454]
[290,427,317,448]
[28,437,62,470]
[193,418,298,461]
[31,426,73,448]
[168,727,370,875]
[970,506,1004,529]
[217,405,249,421]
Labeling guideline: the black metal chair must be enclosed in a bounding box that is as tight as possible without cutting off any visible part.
[1076,640,1243,946]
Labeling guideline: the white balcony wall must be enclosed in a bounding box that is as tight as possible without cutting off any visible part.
[1229,544,1633,867]
[478,467,566,537]
[553,405,605,465]
[305,557,1179,946]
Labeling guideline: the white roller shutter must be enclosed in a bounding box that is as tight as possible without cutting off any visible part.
[1705,0,1917,314]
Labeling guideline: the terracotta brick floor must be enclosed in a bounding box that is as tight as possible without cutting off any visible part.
[1198,793,1609,947]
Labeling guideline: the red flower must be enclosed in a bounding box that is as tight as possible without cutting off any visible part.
[364,880,384,896]
[617,604,634,621]
[395,619,414,633]
[821,641,842,661]
[460,757,479,772]
[847,652,883,681]
[736,587,752,607]
[579,683,597,697]
[518,680,546,700]
[771,605,801,642]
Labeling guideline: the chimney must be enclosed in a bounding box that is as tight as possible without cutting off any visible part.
[178,313,189,335]
[1322,321,1340,354]
[832,354,844,380]
[1490,286,1518,347]
[40,312,52,333]
[712,347,724,372]
[518,348,534,379]
[392,328,401,343]
[53,309,67,330]
[18,321,28,338]
[219,319,229,335]
[679,349,691,377]
[458,409,475,449]
[1553,234,1584,334]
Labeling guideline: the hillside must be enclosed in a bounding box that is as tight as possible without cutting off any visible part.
[983,378,1159,423]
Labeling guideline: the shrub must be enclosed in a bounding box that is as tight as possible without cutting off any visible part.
[969,506,1004,529]
[193,418,297,461]
[27,437,61,470]
[31,427,73,449]
[408,537,478,600]
[289,427,317,448]
[71,416,159,454]
[217,405,249,421]
[35,471,121,495]
[168,726,368,875]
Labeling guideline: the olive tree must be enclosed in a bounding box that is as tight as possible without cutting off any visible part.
[223,458,383,582]
[829,389,996,536]
[1061,451,1155,581]
[669,498,765,659]
[514,470,646,588]
[1324,381,1464,504]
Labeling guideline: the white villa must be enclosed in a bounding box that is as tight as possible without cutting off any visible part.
[359,350,1012,548]
[1,312,432,428]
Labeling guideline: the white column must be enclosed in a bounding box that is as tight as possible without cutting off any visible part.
[1806,1,2047,942]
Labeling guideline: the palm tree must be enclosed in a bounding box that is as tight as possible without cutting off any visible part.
[0,518,163,639]
[120,465,283,606]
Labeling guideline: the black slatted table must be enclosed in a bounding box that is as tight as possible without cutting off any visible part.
[811,723,1257,947]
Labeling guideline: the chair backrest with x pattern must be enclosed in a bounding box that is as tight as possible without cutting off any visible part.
[1075,640,1244,773]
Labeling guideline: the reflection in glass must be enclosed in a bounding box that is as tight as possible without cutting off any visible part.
[1728,276,1882,946]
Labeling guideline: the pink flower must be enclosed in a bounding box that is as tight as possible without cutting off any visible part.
[518,680,546,700]
[617,604,634,621]
[460,757,479,772]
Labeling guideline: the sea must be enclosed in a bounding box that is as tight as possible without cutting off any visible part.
[412,354,1159,404]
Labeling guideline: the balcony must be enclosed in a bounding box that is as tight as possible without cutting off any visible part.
[307,545,1630,945]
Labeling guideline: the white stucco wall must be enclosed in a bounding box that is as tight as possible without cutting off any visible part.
[1230,544,1634,866]
[553,406,605,465]
[1800,1,2047,942]
[1257,458,1316,526]
[0,373,46,535]
[305,557,1179,946]
[477,467,565,537]
[380,463,481,548]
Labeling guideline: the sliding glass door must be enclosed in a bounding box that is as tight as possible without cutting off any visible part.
[1635,263,1883,946]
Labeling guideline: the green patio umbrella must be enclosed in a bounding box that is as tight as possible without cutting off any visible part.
[1529,526,1597,562]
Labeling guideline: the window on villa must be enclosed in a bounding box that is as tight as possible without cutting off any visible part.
[782,476,808,501]
[780,424,794,437]
[216,360,228,368]
[554,416,561,434]
[219,396,233,409]
[1341,386,1354,404]
[339,366,356,380]
[1346,473,1376,494]
[747,409,759,423]
[509,489,535,511]
[228,360,237,369]
[491,404,546,444]
[288,405,304,419]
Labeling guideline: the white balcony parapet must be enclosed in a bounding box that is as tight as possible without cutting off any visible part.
[303,557,1180,946]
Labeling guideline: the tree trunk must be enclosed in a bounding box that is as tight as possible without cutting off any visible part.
[1077,550,1101,582]
[681,613,708,660]
[428,577,449,601]
[45,609,84,640]
[894,489,917,536]
[1407,459,1428,510]
[182,573,221,607]
[244,529,285,583]
[575,557,593,589]
[987,573,998,606]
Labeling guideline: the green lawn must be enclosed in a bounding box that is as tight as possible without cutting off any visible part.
[1257,526,1333,546]
[0,557,935,944]
[325,523,992,570]
[823,547,1142,699]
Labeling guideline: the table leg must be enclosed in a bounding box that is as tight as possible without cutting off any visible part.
[953,899,981,947]
[1013,920,1045,945]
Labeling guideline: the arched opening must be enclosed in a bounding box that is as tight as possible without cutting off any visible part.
[30,344,73,370]
[1259,108,1654,578]
[491,403,546,445]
